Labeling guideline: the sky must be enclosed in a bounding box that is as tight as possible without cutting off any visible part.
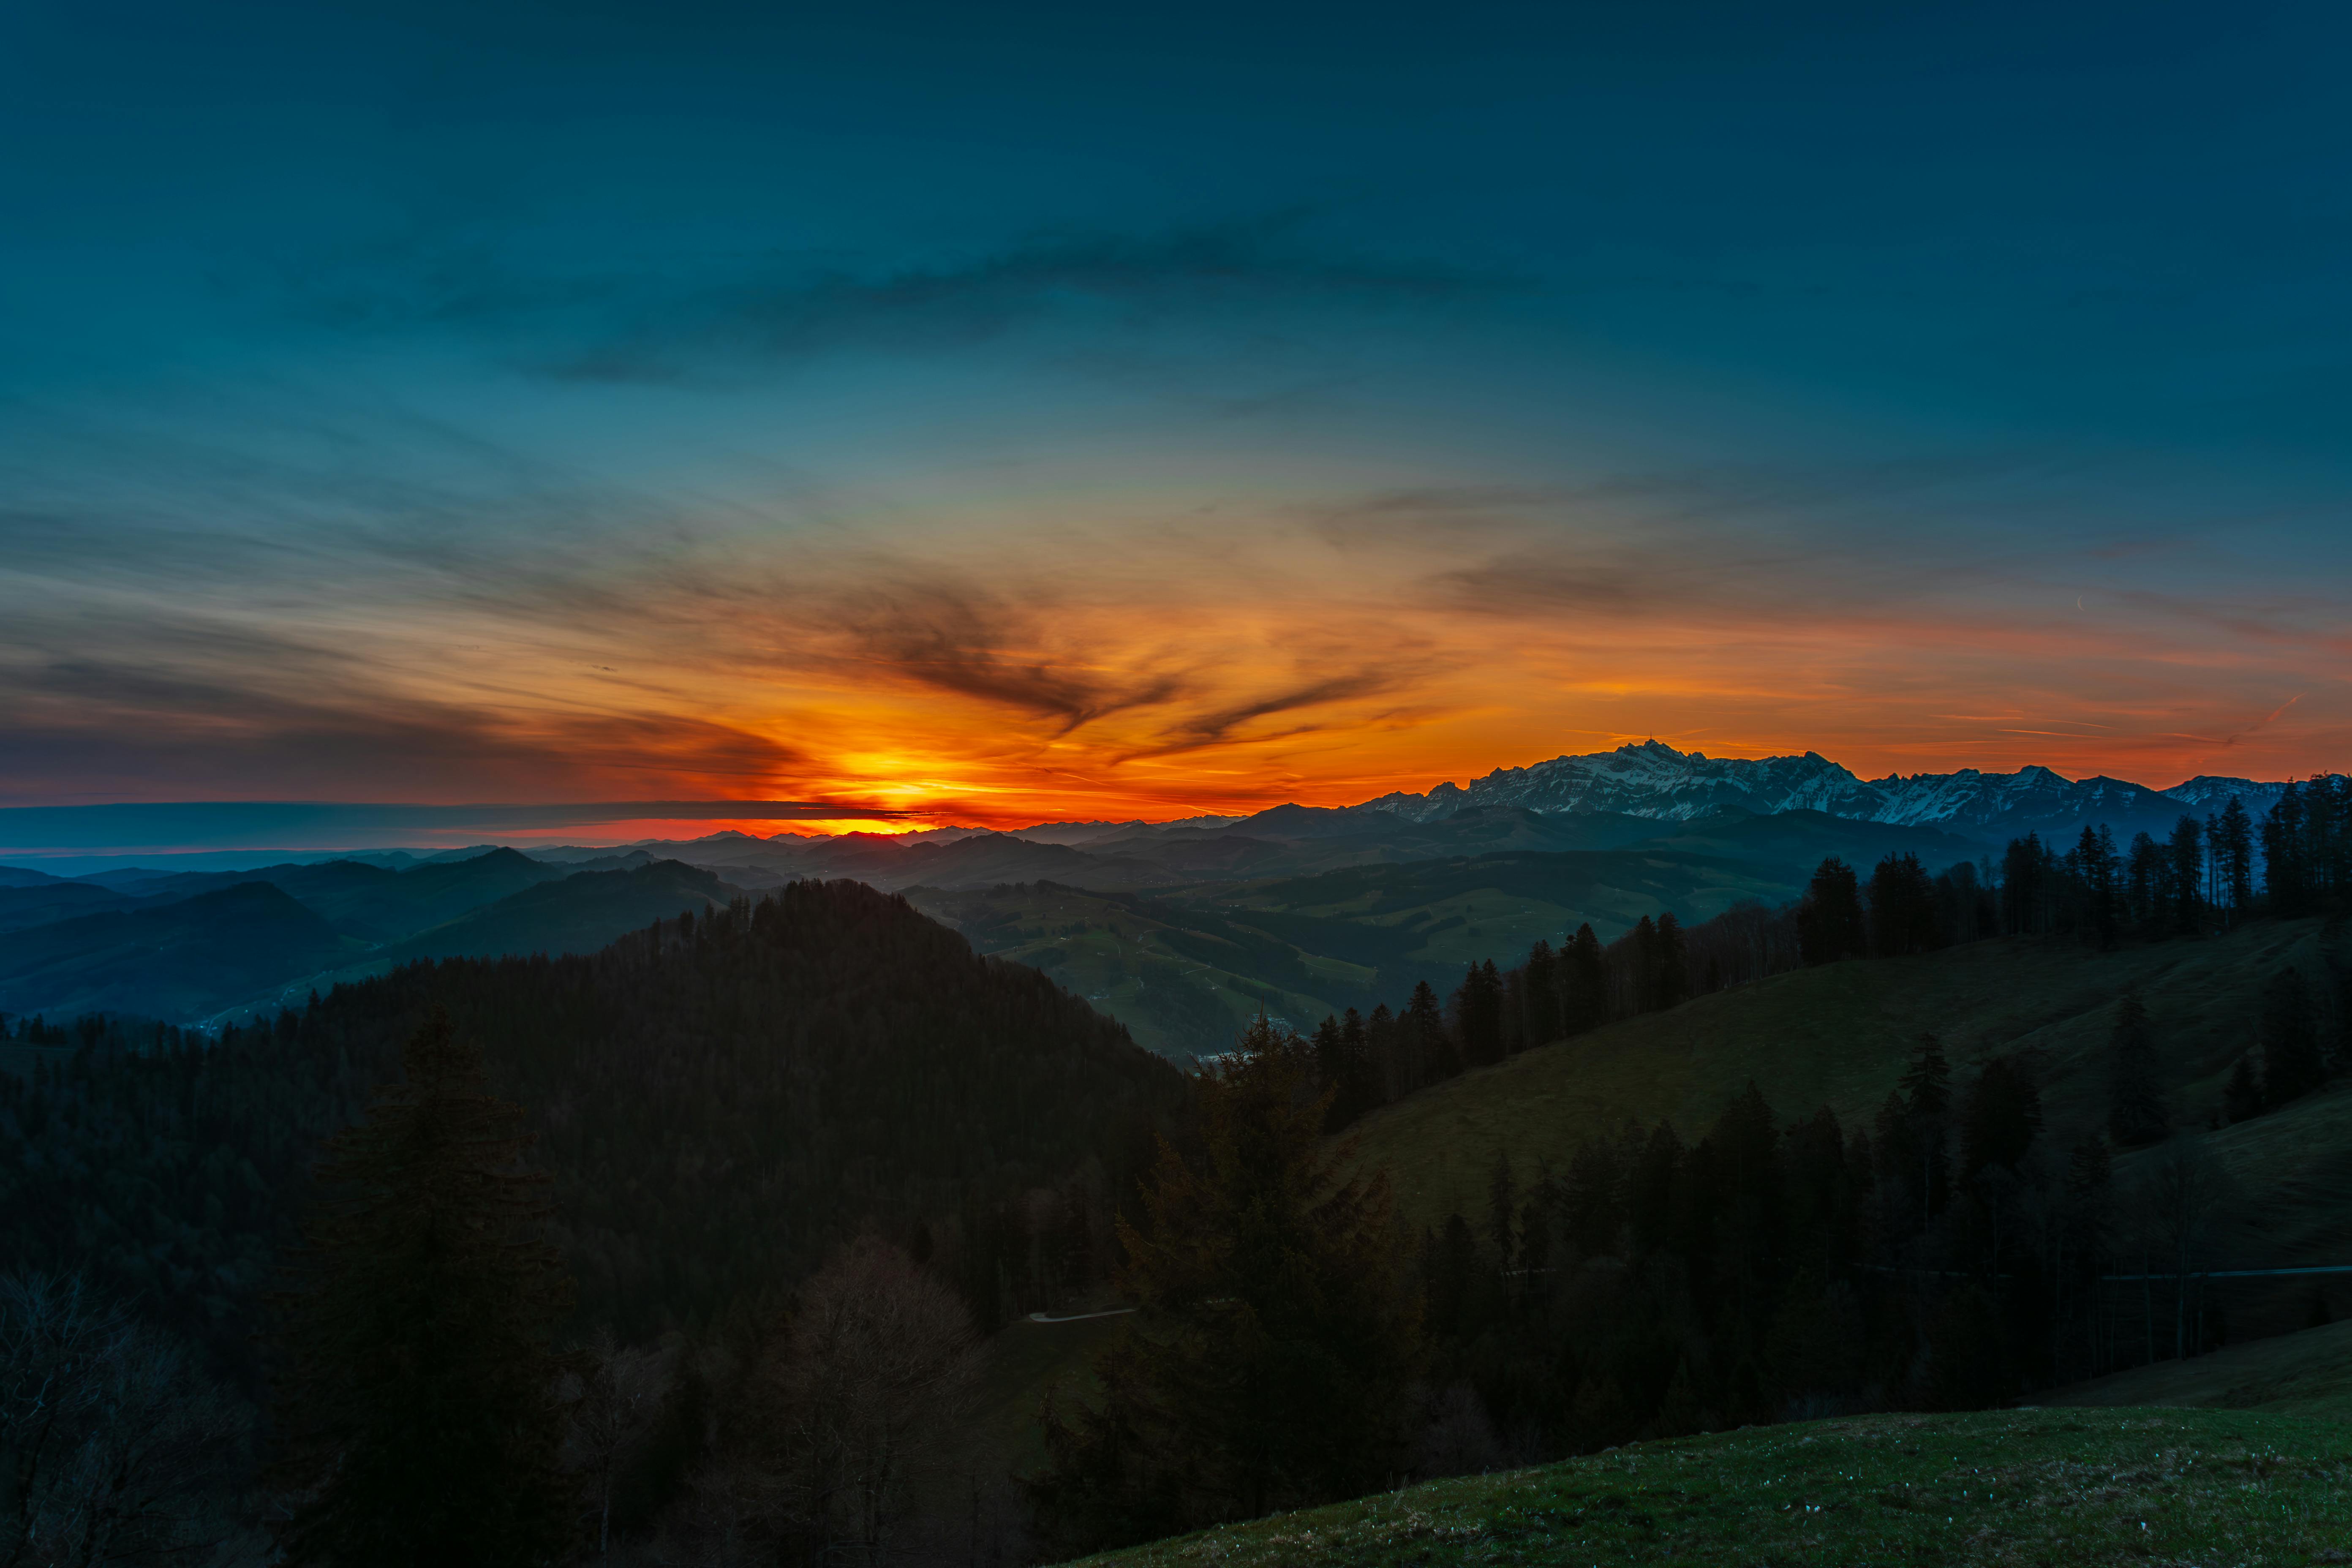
[4,0,2349,844]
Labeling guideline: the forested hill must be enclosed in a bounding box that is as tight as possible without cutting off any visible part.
[0,879,1187,1385]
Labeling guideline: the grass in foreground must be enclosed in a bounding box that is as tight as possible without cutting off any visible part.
[1083,1408,2352,1567]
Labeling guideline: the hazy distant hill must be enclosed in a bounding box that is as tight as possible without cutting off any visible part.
[103,846,570,940]
[0,852,737,1024]
[378,859,732,959]
[204,859,746,1023]
[0,879,138,933]
[0,882,354,1020]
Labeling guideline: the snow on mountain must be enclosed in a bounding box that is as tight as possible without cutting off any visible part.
[2162,776,2288,814]
[1353,742,2286,838]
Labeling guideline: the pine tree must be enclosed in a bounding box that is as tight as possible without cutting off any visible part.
[2167,815,2205,934]
[2260,968,2325,1105]
[1628,915,1659,1007]
[2214,797,2256,920]
[1897,1034,1952,1230]
[1799,858,1865,964]
[273,1009,574,1568]
[2001,833,2049,935]
[1334,1007,1373,1127]
[1029,1018,1420,1549]
[1561,923,1608,1033]
[1652,913,1689,1008]
[2073,828,2121,948]
[1868,852,1942,956]
[1522,939,1560,1044]
[1310,1014,1346,1102]
[1959,1055,2042,1180]
[2263,783,2309,915]
[2104,993,2168,1147]
[1405,979,1450,1086]
[1486,1152,1518,1271]
[1453,961,1504,1067]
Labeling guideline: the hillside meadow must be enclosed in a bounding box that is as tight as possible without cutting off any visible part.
[1077,1407,2352,1568]
[1342,918,2349,1277]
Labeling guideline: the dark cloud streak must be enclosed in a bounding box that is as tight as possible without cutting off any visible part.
[821,578,1195,735]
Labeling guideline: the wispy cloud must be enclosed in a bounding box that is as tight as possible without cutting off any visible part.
[285,211,1516,384]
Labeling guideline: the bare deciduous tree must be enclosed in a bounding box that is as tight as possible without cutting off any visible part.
[0,1274,259,1568]
[561,1329,675,1567]
[770,1239,981,1568]
[2133,1143,2238,1364]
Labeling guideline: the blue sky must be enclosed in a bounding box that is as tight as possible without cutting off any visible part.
[3,0,2347,836]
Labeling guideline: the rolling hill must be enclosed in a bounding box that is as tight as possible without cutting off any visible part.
[912,822,1987,1056]
[204,858,751,1023]
[0,879,142,932]
[0,881,357,1020]
[98,846,572,940]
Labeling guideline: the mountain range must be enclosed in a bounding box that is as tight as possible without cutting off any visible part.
[0,745,2308,1045]
[1352,740,2285,834]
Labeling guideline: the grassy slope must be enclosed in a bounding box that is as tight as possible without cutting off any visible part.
[2045,1317,2352,1423]
[1342,918,2351,1268]
[1081,1408,2352,1568]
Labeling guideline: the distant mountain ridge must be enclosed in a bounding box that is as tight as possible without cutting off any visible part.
[1352,740,2288,837]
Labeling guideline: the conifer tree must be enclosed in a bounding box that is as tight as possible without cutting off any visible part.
[1361,1002,1397,1102]
[1560,923,1608,1033]
[273,1009,573,1568]
[1521,939,1560,1045]
[1652,913,1688,1008]
[1405,980,1449,1086]
[2167,815,2205,934]
[1334,1007,1373,1126]
[1958,1056,2042,1180]
[2072,828,2121,948]
[1310,1014,1346,1102]
[1799,858,1865,964]
[2263,783,2309,915]
[1896,1033,1953,1231]
[1028,1018,1420,1550]
[2260,967,2325,1105]
[1452,962,1504,1068]
[2214,797,2256,920]
[1627,915,1659,1008]
[2125,831,2164,929]
[2104,993,2167,1147]
[1486,1152,1518,1271]
[1868,852,1942,956]
[2001,834,2049,934]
